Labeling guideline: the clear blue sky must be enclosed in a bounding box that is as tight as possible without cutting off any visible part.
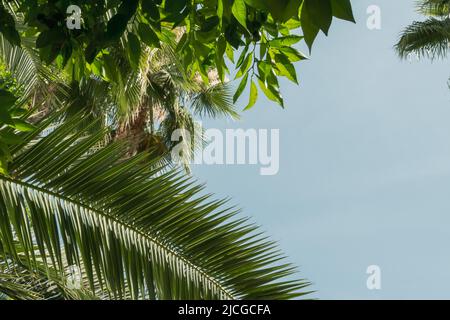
[194,0,450,299]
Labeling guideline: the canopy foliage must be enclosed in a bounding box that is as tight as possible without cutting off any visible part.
[0,0,355,109]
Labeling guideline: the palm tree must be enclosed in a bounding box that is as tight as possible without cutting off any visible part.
[0,113,311,299]
[72,42,239,165]
[396,0,450,59]
[0,3,311,300]
[0,16,238,170]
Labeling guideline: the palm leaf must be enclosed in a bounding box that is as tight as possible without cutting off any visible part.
[0,114,311,300]
[191,82,240,120]
[395,17,450,59]
[418,0,450,16]
[0,252,102,300]
[0,274,44,300]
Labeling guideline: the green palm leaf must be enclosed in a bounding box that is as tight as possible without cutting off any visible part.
[418,0,450,16]
[0,114,311,300]
[396,18,450,59]
[396,1,450,60]
[0,28,69,111]
[0,274,44,300]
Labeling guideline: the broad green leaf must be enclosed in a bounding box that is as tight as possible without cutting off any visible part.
[232,0,247,29]
[10,107,27,117]
[225,43,235,62]
[138,23,160,48]
[269,0,303,22]
[105,14,129,41]
[260,41,268,59]
[258,78,284,107]
[243,0,269,10]
[284,18,302,30]
[236,44,249,68]
[235,52,253,79]
[164,0,188,14]
[279,46,308,62]
[0,26,20,46]
[224,23,243,48]
[331,0,355,22]
[257,60,272,80]
[274,54,298,84]
[85,44,100,64]
[10,119,36,132]
[0,131,23,145]
[201,16,220,32]
[175,32,188,52]
[300,1,320,51]
[0,90,17,109]
[0,141,11,160]
[0,110,13,125]
[269,35,303,48]
[244,80,258,110]
[141,0,160,21]
[233,72,249,103]
[39,44,60,64]
[0,5,20,46]
[216,37,227,81]
[0,0,354,112]
[127,33,141,70]
[217,0,224,21]
[119,0,139,17]
[36,29,65,49]
[102,54,119,82]
[302,0,333,35]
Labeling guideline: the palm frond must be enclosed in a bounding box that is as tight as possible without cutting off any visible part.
[191,82,240,120]
[395,17,450,59]
[418,0,450,16]
[0,274,44,300]
[0,250,101,300]
[0,114,311,300]
[0,28,69,111]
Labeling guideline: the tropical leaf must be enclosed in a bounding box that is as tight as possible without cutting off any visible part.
[0,114,311,300]
[191,82,239,119]
[0,249,101,300]
[0,22,69,112]
[418,0,450,16]
[396,17,450,59]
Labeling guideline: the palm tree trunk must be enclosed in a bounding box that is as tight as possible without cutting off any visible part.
[115,106,149,156]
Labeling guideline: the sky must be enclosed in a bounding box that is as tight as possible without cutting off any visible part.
[193,0,450,299]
